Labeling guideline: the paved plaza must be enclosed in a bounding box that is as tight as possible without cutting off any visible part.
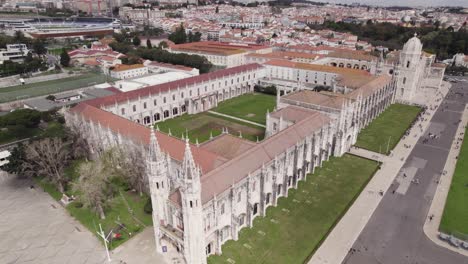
[343,78,468,264]
[0,172,107,264]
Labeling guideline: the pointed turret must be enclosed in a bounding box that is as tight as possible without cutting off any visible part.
[180,138,206,264]
[148,127,161,162]
[147,127,170,253]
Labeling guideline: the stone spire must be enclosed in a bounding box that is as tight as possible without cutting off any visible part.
[181,138,200,183]
[147,127,169,254]
[180,138,206,264]
[148,127,161,162]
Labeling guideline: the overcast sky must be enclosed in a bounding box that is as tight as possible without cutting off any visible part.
[320,0,468,7]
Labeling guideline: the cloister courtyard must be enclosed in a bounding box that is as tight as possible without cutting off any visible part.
[155,93,275,143]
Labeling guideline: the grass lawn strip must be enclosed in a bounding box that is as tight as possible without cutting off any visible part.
[208,154,379,264]
[156,112,265,143]
[35,160,152,249]
[440,127,468,238]
[213,93,275,125]
[0,73,111,103]
[355,104,421,154]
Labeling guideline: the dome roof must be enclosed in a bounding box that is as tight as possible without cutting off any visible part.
[402,33,422,54]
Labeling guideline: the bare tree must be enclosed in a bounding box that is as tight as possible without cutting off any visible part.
[73,159,112,219]
[112,145,147,196]
[23,138,71,193]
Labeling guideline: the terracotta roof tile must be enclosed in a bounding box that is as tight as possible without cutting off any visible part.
[70,103,227,174]
[86,63,263,108]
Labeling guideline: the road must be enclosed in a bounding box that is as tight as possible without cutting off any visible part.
[343,78,468,264]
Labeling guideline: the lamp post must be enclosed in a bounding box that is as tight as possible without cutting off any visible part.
[97,223,111,262]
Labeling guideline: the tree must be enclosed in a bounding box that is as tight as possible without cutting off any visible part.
[31,39,47,55]
[73,158,113,219]
[158,41,168,49]
[168,23,187,44]
[146,38,152,49]
[60,48,70,67]
[109,41,132,54]
[132,35,141,46]
[114,147,146,196]
[193,32,202,42]
[22,138,71,193]
[188,31,194,43]
[0,144,26,175]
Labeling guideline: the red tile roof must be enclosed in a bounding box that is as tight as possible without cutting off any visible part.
[86,63,263,108]
[70,103,227,174]
[197,110,331,204]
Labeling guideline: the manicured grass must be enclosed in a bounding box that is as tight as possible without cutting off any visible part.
[67,190,152,249]
[34,177,63,201]
[35,160,152,249]
[440,127,468,238]
[156,112,265,143]
[355,104,421,154]
[0,73,112,103]
[212,93,276,124]
[208,154,379,264]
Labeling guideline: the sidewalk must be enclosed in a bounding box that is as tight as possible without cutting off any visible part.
[308,83,450,264]
[423,103,468,257]
[208,111,266,128]
[348,147,385,162]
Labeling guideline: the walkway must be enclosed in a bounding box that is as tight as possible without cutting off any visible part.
[0,172,106,264]
[423,103,468,257]
[348,147,385,162]
[342,78,468,264]
[207,111,266,128]
[309,82,451,264]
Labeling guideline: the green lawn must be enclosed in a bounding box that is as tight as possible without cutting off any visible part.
[208,154,379,264]
[156,112,265,143]
[35,160,152,249]
[213,93,276,124]
[440,127,468,238]
[67,190,152,249]
[0,73,112,103]
[355,104,421,154]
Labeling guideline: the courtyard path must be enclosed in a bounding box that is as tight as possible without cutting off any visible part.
[423,103,468,257]
[308,83,450,264]
[207,111,266,128]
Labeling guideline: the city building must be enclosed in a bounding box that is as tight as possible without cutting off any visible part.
[110,64,149,79]
[0,44,29,63]
[168,41,272,68]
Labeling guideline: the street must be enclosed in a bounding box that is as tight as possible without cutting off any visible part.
[343,78,468,264]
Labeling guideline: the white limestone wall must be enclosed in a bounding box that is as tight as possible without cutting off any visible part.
[104,67,266,125]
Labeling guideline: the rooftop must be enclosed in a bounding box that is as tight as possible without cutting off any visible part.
[86,63,263,107]
[111,64,145,72]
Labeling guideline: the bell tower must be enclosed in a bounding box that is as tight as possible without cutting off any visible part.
[147,127,170,253]
[396,33,423,103]
[180,139,207,264]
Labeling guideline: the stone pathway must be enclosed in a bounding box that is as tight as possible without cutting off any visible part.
[308,83,450,264]
[423,103,468,257]
[0,172,107,264]
[110,228,184,264]
[207,111,266,128]
[348,147,385,162]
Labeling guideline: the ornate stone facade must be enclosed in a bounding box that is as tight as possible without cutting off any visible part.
[65,37,443,263]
